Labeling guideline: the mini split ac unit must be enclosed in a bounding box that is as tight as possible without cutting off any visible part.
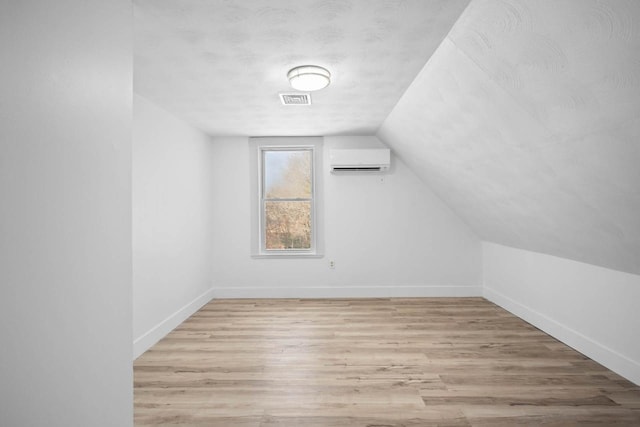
[329,149,390,173]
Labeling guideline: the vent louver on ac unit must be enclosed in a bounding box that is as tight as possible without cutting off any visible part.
[329,149,391,173]
[331,166,385,172]
[279,93,311,105]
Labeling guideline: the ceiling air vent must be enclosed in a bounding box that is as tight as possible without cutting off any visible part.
[279,93,311,106]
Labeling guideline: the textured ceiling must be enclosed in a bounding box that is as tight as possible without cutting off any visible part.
[378,0,640,274]
[134,0,469,136]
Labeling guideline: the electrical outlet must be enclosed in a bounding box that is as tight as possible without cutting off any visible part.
[329,260,335,269]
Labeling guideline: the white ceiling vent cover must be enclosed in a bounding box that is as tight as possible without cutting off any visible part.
[279,93,311,106]
[329,149,391,173]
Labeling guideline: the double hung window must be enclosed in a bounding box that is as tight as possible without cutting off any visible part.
[262,148,313,251]
[250,137,323,257]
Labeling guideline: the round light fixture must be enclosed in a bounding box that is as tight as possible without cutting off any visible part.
[287,65,331,91]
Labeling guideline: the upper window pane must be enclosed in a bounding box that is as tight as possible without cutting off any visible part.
[264,150,312,199]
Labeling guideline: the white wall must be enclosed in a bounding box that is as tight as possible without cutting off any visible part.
[211,136,482,298]
[0,1,133,426]
[483,242,640,385]
[133,95,214,357]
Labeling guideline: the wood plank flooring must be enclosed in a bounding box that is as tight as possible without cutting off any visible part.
[134,298,640,426]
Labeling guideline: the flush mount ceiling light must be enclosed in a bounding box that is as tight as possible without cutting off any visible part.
[287,65,331,91]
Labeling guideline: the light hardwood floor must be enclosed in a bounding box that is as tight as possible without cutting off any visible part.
[134,298,640,426]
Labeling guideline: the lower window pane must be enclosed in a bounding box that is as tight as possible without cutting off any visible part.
[265,201,311,250]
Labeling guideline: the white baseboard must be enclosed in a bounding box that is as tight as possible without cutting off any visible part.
[133,287,215,359]
[484,286,640,386]
[212,285,482,299]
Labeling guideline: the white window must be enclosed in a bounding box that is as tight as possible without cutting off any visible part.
[250,137,324,257]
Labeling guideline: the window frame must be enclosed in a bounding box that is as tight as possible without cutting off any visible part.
[249,137,324,258]
[261,147,315,254]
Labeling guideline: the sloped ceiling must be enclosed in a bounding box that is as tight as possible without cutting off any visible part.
[378,0,640,274]
[134,0,469,136]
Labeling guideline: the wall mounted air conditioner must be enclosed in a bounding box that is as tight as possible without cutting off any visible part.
[329,149,390,173]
